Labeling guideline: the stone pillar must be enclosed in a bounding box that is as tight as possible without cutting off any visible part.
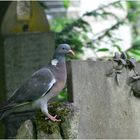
[0,1,55,138]
[4,32,54,98]
[67,60,140,139]
[0,1,11,138]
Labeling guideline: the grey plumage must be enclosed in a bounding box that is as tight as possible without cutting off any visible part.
[0,44,74,122]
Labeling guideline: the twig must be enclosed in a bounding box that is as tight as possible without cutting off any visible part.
[92,18,126,42]
[59,0,121,34]
[83,0,121,17]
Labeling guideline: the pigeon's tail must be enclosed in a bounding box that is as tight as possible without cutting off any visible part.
[0,110,14,120]
[0,110,6,120]
[0,103,15,120]
[0,102,32,120]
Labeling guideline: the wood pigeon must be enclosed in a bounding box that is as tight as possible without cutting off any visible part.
[0,44,75,122]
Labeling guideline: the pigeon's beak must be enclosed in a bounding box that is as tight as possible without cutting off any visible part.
[68,50,75,56]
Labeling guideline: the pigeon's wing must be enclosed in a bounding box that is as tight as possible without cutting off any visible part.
[8,68,56,104]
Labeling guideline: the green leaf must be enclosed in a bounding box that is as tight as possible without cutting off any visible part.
[97,48,109,52]
[113,44,122,52]
[132,36,140,49]
[63,0,70,9]
[127,49,140,61]
[129,49,140,56]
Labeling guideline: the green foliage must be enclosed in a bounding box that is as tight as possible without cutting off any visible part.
[51,18,93,58]
[127,50,140,61]
[44,1,140,59]
[51,18,74,33]
[132,36,140,50]
[36,102,71,134]
[58,88,68,101]
[127,1,140,23]
[127,36,140,61]
[97,48,109,52]
[126,1,140,61]
[63,0,70,9]
[113,44,122,53]
[50,0,127,59]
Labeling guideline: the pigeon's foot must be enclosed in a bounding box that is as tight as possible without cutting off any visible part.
[45,114,61,122]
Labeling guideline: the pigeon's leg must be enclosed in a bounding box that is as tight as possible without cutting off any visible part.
[41,104,61,122]
[45,114,61,122]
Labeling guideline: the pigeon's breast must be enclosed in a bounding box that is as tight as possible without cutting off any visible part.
[50,80,66,94]
[49,62,67,85]
[47,62,67,95]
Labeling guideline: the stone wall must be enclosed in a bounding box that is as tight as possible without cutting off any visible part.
[4,32,54,98]
[67,60,140,139]
[8,60,140,139]
[3,32,54,138]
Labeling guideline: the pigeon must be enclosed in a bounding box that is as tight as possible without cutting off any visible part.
[0,44,75,122]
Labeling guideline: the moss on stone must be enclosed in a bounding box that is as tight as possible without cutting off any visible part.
[35,102,71,134]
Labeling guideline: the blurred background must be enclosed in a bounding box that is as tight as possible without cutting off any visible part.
[41,0,140,61]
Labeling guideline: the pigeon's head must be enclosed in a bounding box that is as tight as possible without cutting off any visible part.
[56,44,75,56]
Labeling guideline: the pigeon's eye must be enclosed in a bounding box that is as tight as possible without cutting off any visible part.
[62,48,65,50]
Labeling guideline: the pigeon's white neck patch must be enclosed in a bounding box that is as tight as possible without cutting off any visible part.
[51,59,58,66]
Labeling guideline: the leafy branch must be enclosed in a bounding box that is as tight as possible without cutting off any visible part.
[83,0,121,17]
[53,0,126,58]
[92,18,126,42]
[59,0,121,34]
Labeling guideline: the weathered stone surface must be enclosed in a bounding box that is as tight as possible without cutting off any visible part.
[36,102,79,139]
[60,104,79,139]
[67,60,140,139]
[15,120,34,139]
[37,126,62,139]
[3,32,54,138]
[36,107,62,139]
[4,32,54,98]
[1,1,50,35]
[4,111,35,139]
[17,1,31,21]
[3,60,140,139]
[13,102,79,139]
